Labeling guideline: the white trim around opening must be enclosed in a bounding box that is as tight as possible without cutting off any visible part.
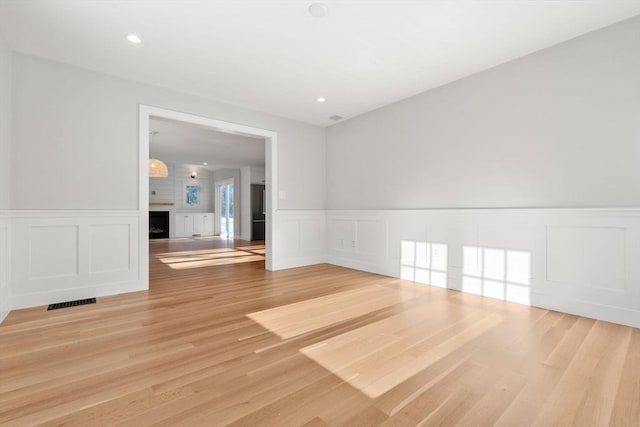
[138,105,278,274]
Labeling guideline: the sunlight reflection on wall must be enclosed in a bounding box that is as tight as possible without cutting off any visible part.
[463,246,531,305]
[400,241,448,288]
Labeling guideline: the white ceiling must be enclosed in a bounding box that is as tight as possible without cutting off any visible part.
[150,117,265,171]
[1,1,639,126]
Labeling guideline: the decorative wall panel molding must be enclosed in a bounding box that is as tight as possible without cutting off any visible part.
[326,208,640,328]
[10,211,144,309]
[2,208,639,330]
[546,226,626,291]
[28,225,79,280]
[272,210,326,270]
[89,224,131,274]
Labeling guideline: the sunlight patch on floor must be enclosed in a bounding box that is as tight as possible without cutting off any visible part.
[236,245,266,251]
[248,280,507,399]
[156,245,267,270]
[247,284,426,339]
[166,254,265,269]
[156,248,237,257]
[300,306,505,398]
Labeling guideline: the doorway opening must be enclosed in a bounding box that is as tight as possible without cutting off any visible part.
[139,105,278,288]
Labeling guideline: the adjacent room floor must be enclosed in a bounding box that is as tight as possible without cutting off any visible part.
[0,238,638,426]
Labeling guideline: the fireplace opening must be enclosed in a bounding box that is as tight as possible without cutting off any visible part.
[149,211,170,239]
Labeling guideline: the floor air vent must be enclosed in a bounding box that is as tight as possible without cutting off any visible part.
[47,298,96,311]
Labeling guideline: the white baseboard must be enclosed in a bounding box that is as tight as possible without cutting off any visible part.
[531,290,640,329]
[11,279,147,310]
[0,298,9,323]
[325,255,391,277]
[272,255,326,271]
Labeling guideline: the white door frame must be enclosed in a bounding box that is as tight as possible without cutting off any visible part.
[139,105,277,272]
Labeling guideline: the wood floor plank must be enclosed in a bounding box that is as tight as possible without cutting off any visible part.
[0,237,638,426]
[610,328,640,426]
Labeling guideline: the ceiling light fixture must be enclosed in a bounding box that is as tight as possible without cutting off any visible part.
[317,97,326,103]
[309,3,328,18]
[148,131,168,178]
[203,162,208,166]
[149,159,168,178]
[126,34,142,44]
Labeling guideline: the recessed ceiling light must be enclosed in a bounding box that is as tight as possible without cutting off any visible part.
[126,34,142,44]
[203,162,208,166]
[317,97,326,103]
[309,3,328,18]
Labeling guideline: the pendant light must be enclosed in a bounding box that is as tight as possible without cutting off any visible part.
[148,131,168,178]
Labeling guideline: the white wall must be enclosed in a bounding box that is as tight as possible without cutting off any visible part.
[4,16,640,332]
[0,31,11,322]
[0,32,10,211]
[251,167,265,185]
[326,15,640,210]
[11,53,326,210]
[322,16,640,328]
[2,53,325,316]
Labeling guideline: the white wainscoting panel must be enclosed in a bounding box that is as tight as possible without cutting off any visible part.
[546,226,626,291]
[89,223,132,274]
[29,225,79,279]
[0,211,10,323]
[326,209,640,328]
[3,208,639,329]
[355,219,386,257]
[272,210,326,270]
[327,218,353,253]
[326,213,389,274]
[10,211,144,309]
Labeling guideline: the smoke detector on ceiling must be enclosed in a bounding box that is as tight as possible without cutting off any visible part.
[309,3,328,18]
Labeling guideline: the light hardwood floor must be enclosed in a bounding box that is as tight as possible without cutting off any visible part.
[0,237,638,426]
